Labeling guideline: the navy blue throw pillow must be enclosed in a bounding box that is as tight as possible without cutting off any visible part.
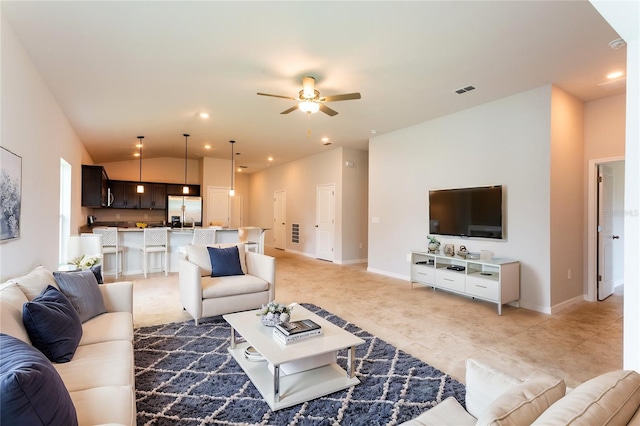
[0,333,78,426]
[23,285,83,363]
[207,245,245,277]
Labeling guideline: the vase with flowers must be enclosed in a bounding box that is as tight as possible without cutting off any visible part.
[427,236,441,254]
[257,301,292,326]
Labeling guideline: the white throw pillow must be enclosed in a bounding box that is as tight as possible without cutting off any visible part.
[465,358,522,419]
[532,370,640,426]
[476,372,566,426]
[9,266,58,301]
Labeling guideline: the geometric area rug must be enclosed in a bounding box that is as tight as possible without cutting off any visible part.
[134,303,466,425]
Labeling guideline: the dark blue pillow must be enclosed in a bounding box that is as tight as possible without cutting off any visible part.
[207,245,245,277]
[0,333,78,426]
[23,285,83,363]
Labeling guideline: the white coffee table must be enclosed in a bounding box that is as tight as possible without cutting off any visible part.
[223,305,364,411]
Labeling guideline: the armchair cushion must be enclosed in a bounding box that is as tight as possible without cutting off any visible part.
[202,275,269,298]
[207,246,244,277]
[22,285,82,363]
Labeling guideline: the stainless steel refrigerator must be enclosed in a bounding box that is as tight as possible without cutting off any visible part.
[167,196,202,227]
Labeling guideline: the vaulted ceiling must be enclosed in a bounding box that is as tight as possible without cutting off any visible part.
[1,1,626,172]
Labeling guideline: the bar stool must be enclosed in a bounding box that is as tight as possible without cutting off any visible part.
[140,228,168,278]
[91,227,124,278]
[192,228,216,246]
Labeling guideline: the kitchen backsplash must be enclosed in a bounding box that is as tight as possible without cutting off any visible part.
[88,209,165,224]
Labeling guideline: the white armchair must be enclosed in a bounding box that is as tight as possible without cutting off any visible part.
[178,243,275,325]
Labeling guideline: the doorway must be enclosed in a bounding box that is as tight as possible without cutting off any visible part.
[588,158,625,301]
[315,183,335,262]
[207,186,229,227]
[273,190,286,250]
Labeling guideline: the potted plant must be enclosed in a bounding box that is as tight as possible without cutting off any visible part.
[427,236,440,253]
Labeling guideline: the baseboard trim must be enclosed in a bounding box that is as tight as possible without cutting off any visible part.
[550,295,584,315]
[366,267,409,281]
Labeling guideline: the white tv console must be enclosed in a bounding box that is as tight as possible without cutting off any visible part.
[410,251,520,315]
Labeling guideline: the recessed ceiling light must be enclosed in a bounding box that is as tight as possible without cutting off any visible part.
[321,137,330,142]
[237,168,242,172]
[607,71,624,79]
[134,153,140,157]
[370,130,377,134]
[268,156,273,162]
[204,144,211,149]
[199,112,209,119]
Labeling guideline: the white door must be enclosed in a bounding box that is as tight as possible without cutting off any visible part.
[597,164,614,300]
[207,186,229,227]
[230,194,243,228]
[316,183,335,261]
[273,190,286,250]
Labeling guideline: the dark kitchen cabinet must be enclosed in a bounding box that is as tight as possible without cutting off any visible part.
[109,180,140,209]
[81,165,108,207]
[140,183,166,209]
[166,184,200,197]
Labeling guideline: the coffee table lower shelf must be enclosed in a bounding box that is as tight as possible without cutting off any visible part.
[228,342,360,411]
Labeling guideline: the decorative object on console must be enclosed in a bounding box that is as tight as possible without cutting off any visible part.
[257,301,291,326]
[480,250,494,261]
[427,235,440,253]
[456,245,468,258]
[444,243,455,257]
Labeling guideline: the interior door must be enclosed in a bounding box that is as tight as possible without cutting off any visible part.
[207,186,230,227]
[316,183,335,261]
[273,190,286,250]
[597,164,614,300]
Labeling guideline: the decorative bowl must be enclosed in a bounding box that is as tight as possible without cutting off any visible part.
[257,301,292,326]
[260,313,289,327]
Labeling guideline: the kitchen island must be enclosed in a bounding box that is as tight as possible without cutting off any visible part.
[86,227,240,276]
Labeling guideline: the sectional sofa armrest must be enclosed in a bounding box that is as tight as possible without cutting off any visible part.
[245,251,276,302]
[464,358,523,418]
[179,258,203,320]
[99,281,133,313]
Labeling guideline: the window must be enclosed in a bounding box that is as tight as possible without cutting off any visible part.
[59,159,71,265]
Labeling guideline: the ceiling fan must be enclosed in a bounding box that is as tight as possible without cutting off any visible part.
[257,76,361,116]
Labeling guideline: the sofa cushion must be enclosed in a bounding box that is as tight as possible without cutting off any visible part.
[400,396,476,426]
[208,245,245,277]
[54,270,107,323]
[0,333,78,426]
[79,312,134,346]
[476,371,566,425]
[23,285,83,363]
[202,275,269,299]
[53,340,133,392]
[70,385,135,426]
[9,265,59,301]
[0,282,31,344]
[532,370,640,426]
[465,358,522,419]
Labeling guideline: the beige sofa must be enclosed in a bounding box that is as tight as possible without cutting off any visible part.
[0,266,135,426]
[402,358,640,426]
[179,243,275,325]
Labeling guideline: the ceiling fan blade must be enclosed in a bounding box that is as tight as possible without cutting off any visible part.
[319,104,339,116]
[280,105,299,114]
[321,93,362,102]
[257,92,297,100]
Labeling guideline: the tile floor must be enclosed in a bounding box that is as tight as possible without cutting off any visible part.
[126,247,623,388]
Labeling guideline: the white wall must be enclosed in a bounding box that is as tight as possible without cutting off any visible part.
[369,86,554,311]
[247,147,368,264]
[102,157,201,184]
[0,17,92,280]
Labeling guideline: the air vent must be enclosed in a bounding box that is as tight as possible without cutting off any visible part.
[454,85,476,94]
[291,223,300,244]
[322,142,332,146]
[238,165,247,169]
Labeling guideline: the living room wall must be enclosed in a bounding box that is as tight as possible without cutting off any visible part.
[0,18,92,280]
[369,86,555,312]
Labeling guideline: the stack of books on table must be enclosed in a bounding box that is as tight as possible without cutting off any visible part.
[273,319,323,345]
[244,346,265,362]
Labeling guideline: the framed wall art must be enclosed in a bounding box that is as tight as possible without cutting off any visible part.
[1,147,22,242]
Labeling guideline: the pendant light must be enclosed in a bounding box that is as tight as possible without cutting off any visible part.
[182,134,190,195]
[136,136,145,194]
[229,140,235,196]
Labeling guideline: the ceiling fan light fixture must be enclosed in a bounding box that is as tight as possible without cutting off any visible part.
[299,101,319,114]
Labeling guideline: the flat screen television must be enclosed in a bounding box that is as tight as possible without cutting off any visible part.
[429,185,503,239]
